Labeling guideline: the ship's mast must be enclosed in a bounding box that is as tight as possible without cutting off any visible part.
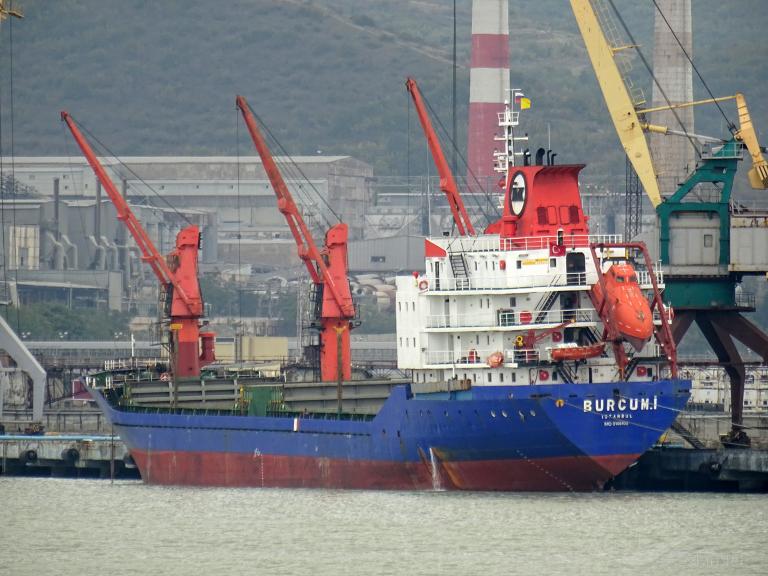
[493,89,530,191]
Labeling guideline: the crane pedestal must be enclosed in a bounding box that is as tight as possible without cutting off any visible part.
[673,310,768,447]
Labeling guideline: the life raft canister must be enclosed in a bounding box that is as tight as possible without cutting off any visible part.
[487,351,504,368]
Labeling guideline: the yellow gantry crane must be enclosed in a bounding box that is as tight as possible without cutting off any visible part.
[570,0,768,446]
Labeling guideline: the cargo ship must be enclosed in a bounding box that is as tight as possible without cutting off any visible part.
[86,92,690,491]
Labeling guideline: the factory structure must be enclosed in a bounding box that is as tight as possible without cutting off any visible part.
[0,156,370,310]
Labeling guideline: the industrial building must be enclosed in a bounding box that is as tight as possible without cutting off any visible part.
[0,155,374,310]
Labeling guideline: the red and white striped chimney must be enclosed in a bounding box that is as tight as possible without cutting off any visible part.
[467,0,510,190]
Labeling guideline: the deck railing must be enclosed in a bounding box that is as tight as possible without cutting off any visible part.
[431,233,623,254]
[424,308,596,329]
[425,271,590,292]
[423,348,540,366]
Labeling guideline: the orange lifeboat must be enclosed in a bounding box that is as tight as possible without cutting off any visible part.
[590,264,653,351]
[550,342,605,362]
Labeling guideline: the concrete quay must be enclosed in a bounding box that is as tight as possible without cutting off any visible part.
[0,434,139,479]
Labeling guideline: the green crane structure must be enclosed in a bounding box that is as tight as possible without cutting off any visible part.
[571,0,768,446]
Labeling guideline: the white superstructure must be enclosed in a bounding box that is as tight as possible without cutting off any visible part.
[396,233,668,390]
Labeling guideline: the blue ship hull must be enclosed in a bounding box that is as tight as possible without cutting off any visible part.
[93,379,690,491]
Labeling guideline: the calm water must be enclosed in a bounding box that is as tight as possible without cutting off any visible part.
[1,478,766,576]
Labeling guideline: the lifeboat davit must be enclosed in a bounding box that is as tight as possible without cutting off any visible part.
[550,342,605,362]
[590,264,653,351]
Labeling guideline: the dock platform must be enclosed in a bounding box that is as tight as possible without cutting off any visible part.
[0,434,139,479]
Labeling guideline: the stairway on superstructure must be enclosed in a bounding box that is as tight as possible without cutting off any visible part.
[449,254,470,289]
[534,292,559,324]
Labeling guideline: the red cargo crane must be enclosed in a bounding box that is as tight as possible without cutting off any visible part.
[61,112,215,378]
[406,77,475,236]
[236,96,356,382]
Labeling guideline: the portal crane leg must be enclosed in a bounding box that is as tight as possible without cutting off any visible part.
[673,311,768,447]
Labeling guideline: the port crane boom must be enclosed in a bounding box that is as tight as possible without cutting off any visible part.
[236,96,355,382]
[406,77,476,236]
[61,112,214,379]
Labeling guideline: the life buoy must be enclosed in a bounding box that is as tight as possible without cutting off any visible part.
[551,332,563,342]
[418,279,429,291]
[636,366,648,377]
[539,370,549,381]
[160,372,170,382]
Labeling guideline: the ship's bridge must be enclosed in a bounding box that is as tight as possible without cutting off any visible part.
[418,233,662,293]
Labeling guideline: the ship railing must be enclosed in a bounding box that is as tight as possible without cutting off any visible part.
[423,349,500,366]
[635,264,665,287]
[651,305,676,324]
[735,290,756,309]
[424,271,590,292]
[424,308,596,329]
[506,348,541,364]
[432,233,623,254]
[103,357,163,372]
[423,348,540,366]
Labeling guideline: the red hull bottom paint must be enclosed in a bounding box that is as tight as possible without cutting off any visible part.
[132,451,640,492]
